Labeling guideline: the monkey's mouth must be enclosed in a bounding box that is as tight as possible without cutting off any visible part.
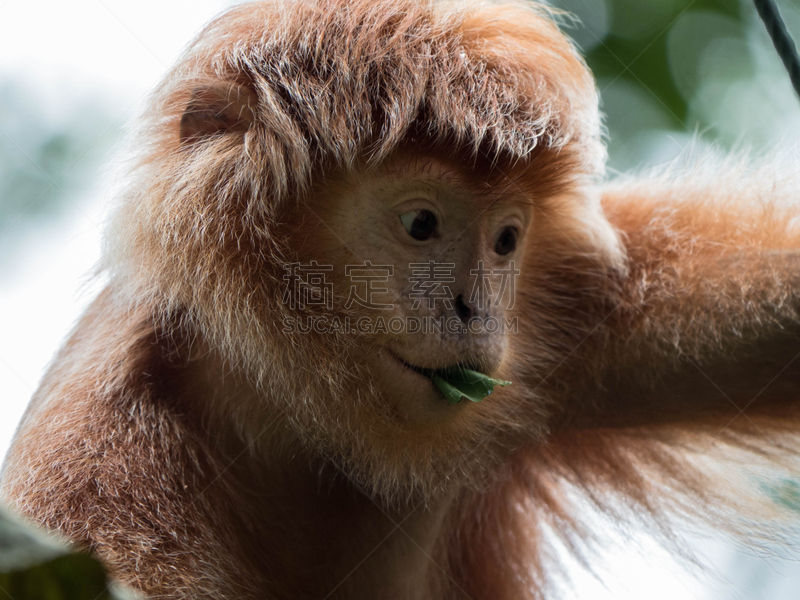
[386,351,511,405]
[403,361,484,380]
[386,349,483,379]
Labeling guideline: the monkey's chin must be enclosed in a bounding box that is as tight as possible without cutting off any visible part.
[375,348,465,424]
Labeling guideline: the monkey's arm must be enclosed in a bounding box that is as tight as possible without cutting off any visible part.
[555,164,800,430]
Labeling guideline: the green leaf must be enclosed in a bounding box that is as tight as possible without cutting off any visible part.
[429,368,511,405]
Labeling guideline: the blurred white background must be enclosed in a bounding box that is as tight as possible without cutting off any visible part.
[1,0,800,598]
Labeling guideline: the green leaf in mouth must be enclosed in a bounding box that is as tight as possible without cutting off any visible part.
[427,368,512,405]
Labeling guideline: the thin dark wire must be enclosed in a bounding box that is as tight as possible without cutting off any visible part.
[753,0,800,99]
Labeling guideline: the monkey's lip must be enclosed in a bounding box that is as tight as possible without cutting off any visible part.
[384,349,433,382]
[384,349,486,381]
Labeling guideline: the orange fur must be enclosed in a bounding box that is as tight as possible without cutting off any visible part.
[2,2,800,599]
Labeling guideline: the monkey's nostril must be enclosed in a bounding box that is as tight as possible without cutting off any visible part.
[454,294,473,324]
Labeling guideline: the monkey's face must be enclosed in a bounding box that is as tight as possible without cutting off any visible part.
[283,152,530,426]
[111,0,619,499]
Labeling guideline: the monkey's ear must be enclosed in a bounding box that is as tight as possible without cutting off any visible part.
[179,83,256,145]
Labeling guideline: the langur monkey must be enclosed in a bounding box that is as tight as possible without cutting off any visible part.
[3,0,800,598]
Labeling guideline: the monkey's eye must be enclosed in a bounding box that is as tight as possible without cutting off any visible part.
[494,226,519,256]
[400,209,438,241]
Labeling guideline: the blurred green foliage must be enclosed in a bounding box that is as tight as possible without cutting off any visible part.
[0,505,135,600]
[553,0,800,170]
[0,82,119,250]
[569,0,742,124]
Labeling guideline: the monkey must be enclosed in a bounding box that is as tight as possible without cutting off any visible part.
[2,0,800,598]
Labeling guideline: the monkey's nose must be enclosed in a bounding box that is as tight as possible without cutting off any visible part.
[454,294,474,324]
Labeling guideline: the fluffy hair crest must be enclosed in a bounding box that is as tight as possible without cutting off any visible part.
[107,0,603,241]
